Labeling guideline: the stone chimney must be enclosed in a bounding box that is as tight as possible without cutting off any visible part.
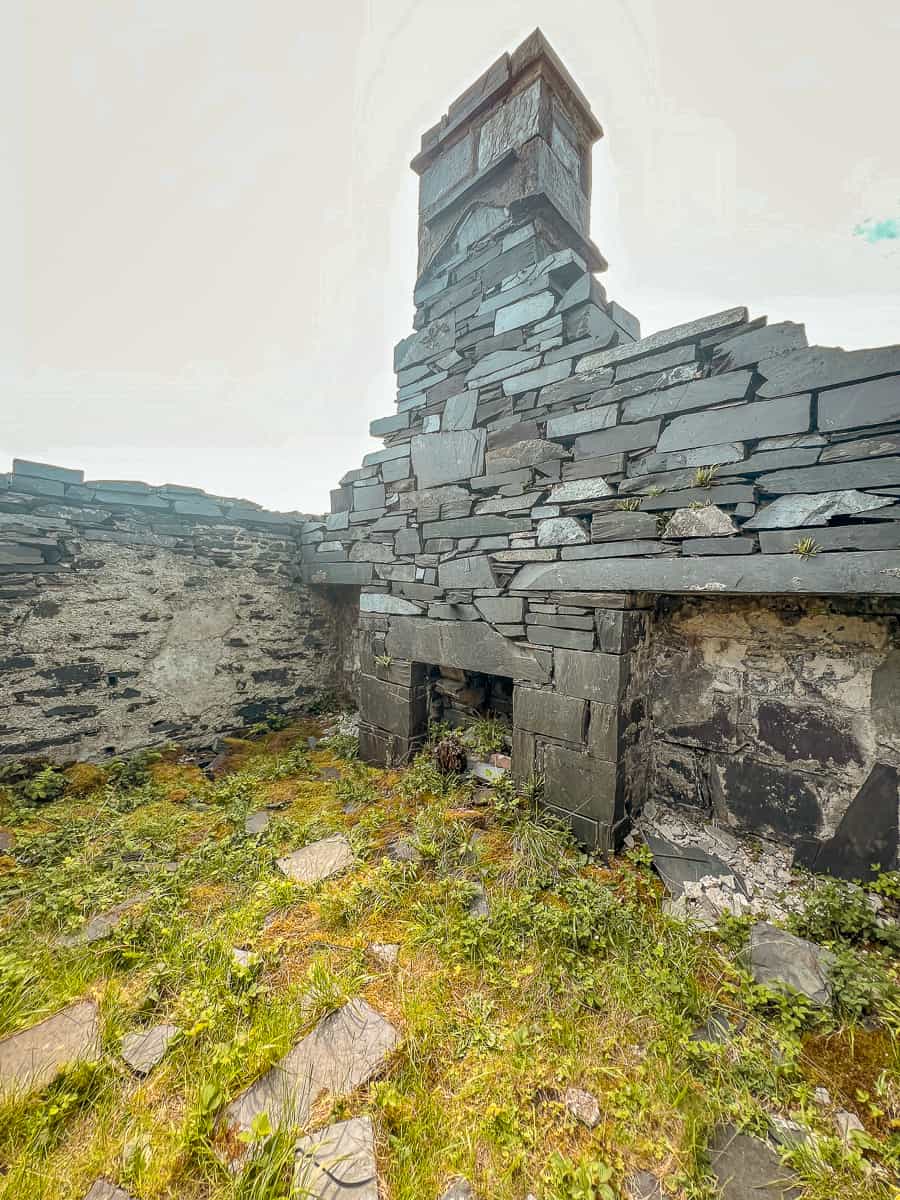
[410,29,607,277]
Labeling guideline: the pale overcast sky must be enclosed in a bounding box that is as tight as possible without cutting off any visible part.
[2,0,898,513]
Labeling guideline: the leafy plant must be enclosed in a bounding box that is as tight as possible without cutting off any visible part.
[542,1151,615,1200]
[20,765,67,803]
[693,464,720,488]
[464,717,508,759]
[792,536,820,559]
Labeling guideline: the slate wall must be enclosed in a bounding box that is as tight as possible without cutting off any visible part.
[646,595,900,874]
[0,459,351,762]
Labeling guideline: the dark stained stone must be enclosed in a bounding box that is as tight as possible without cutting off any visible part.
[643,831,742,899]
[543,744,619,847]
[359,675,426,739]
[657,396,811,453]
[748,923,834,1005]
[755,700,863,767]
[794,763,899,881]
[513,687,586,743]
[554,647,628,702]
[757,345,900,398]
[707,1125,801,1199]
[710,755,822,842]
[755,456,900,494]
[820,430,900,463]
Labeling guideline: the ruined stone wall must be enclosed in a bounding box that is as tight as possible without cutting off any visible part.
[647,595,900,872]
[0,459,350,762]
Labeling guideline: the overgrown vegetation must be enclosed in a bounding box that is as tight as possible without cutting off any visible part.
[0,727,897,1199]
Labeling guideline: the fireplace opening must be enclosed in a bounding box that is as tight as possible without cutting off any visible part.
[426,665,513,779]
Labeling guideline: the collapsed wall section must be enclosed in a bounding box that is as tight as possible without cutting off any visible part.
[0,459,354,762]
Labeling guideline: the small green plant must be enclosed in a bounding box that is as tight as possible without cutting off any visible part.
[248,711,291,736]
[792,536,820,559]
[20,765,67,803]
[320,731,358,761]
[693,464,720,487]
[465,716,508,758]
[106,749,161,792]
[646,485,665,497]
[615,497,642,511]
[542,1151,616,1200]
[374,653,393,668]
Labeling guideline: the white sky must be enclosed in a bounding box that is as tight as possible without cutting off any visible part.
[2,0,898,513]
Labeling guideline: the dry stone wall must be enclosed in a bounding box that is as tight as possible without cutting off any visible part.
[0,459,354,762]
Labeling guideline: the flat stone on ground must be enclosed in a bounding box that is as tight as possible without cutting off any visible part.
[625,1171,671,1200]
[439,1179,475,1200]
[222,998,399,1139]
[121,1023,179,1075]
[0,999,101,1095]
[293,1115,379,1199]
[563,1085,601,1128]
[748,923,833,1006]
[644,831,745,898]
[83,1182,136,1200]
[56,895,148,948]
[277,835,355,884]
[244,810,270,835]
[369,942,400,967]
[707,1124,801,1198]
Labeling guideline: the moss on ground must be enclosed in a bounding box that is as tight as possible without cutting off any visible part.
[0,724,898,1199]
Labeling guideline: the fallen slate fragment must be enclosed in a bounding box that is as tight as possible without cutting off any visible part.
[625,1171,671,1200]
[690,1007,746,1045]
[244,810,270,835]
[121,1023,179,1075]
[222,999,399,1140]
[563,1086,601,1128]
[644,831,746,899]
[748,923,834,1006]
[439,1178,475,1200]
[277,835,354,884]
[768,1114,813,1150]
[386,837,423,865]
[83,1181,136,1200]
[744,489,893,529]
[0,999,101,1095]
[57,895,148,948]
[294,1115,379,1199]
[319,766,341,781]
[707,1124,801,1199]
[369,942,399,968]
[834,1109,865,1143]
[467,882,490,918]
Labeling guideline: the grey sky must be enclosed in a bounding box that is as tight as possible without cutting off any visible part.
[3,0,898,513]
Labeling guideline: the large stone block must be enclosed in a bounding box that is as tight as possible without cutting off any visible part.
[577,307,748,374]
[420,133,474,209]
[437,555,497,588]
[710,754,822,842]
[710,321,808,371]
[657,396,811,453]
[543,744,620,847]
[554,647,629,701]
[359,673,426,739]
[510,551,900,595]
[0,1000,101,1096]
[817,375,899,432]
[546,405,618,439]
[527,625,594,651]
[620,370,753,423]
[411,429,486,488]
[494,291,556,335]
[513,686,586,742]
[756,344,900,398]
[745,490,893,529]
[385,616,550,682]
[574,419,663,456]
[477,79,542,168]
[424,516,530,539]
[755,457,900,494]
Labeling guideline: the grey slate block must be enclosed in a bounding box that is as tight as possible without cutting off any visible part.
[370,412,410,437]
[710,320,808,371]
[820,431,900,463]
[563,452,627,480]
[615,344,696,380]
[0,1000,100,1095]
[817,375,899,432]
[510,550,900,595]
[494,290,556,334]
[715,446,822,476]
[591,511,659,540]
[561,540,671,558]
[442,391,477,430]
[353,483,386,511]
[574,419,662,456]
[546,404,618,439]
[513,687,586,742]
[756,344,900,398]
[437,555,497,588]
[410,429,486,488]
[657,395,811,453]
[630,444,744,475]
[121,1023,179,1075]
[758,523,900,553]
[631,484,755,511]
[502,359,572,396]
[385,616,549,682]
[294,1116,379,1199]
[555,647,629,702]
[527,626,595,651]
[683,537,756,555]
[303,562,374,585]
[577,307,748,374]
[537,366,615,405]
[744,490,894,529]
[755,456,900,494]
[423,516,530,539]
[13,459,84,484]
[621,370,753,423]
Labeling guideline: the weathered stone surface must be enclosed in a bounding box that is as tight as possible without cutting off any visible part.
[621,370,753,422]
[352,483,385,511]
[555,648,628,702]
[758,522,900,554]
[224,999,399,1139]
[591,511,658,540]
[443,391,478,430]
[631,444,744,475]
[57,896,147,948]
[756,457,900,494]
[543,744,618,844]
[394,316,456,372]
[794,763,899,881]
[0,1000,100,1095]
[820,431,900,464]
[616,344,696,380]
[707,1125,801,1199]
[83,1182,135,1200]
[293,1116,379,1199]
[561,540,671,559]
[437,555,497,588]
[276,835,355,884]
[485,439,567,473]
[369,942,400,967]
[744,490,894,529]
[475,596,524,624]
[756,344,900,398]
[495,290,556,335]
[514,687,586,742]
[466,348,537,385]
[562,1086,601,1128]
[410,429,486,488]
[439,1177,475,1200]
[625,1170,671,1200]
[748,923,833,1005]
[644,831,740,899]
[577,308,748,374]
[683,537,755,555]
[386,616,549,682]
[477,77,541,166]
[527,624,594,650]
[360,593,422,616]
[121,1023,179,1075]
[664,506,735,538]
[657,396,810,453]
[510,551,900,594]
[818,374,899,432]
[537,516,588,546]
[502,359,572,395]
[546,405,618,439]
[574,419,663,456]
[710,321,807,371]
[424,516,528,539]
[547,477,613,503]
[539,365,615,404]
[360,674,426,738]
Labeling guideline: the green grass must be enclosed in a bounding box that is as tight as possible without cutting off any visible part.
[0,728,898,1198]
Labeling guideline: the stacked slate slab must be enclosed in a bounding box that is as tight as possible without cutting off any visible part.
[312,30,900,855]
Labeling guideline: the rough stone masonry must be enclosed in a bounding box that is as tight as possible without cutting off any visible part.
[2,29,898,877]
